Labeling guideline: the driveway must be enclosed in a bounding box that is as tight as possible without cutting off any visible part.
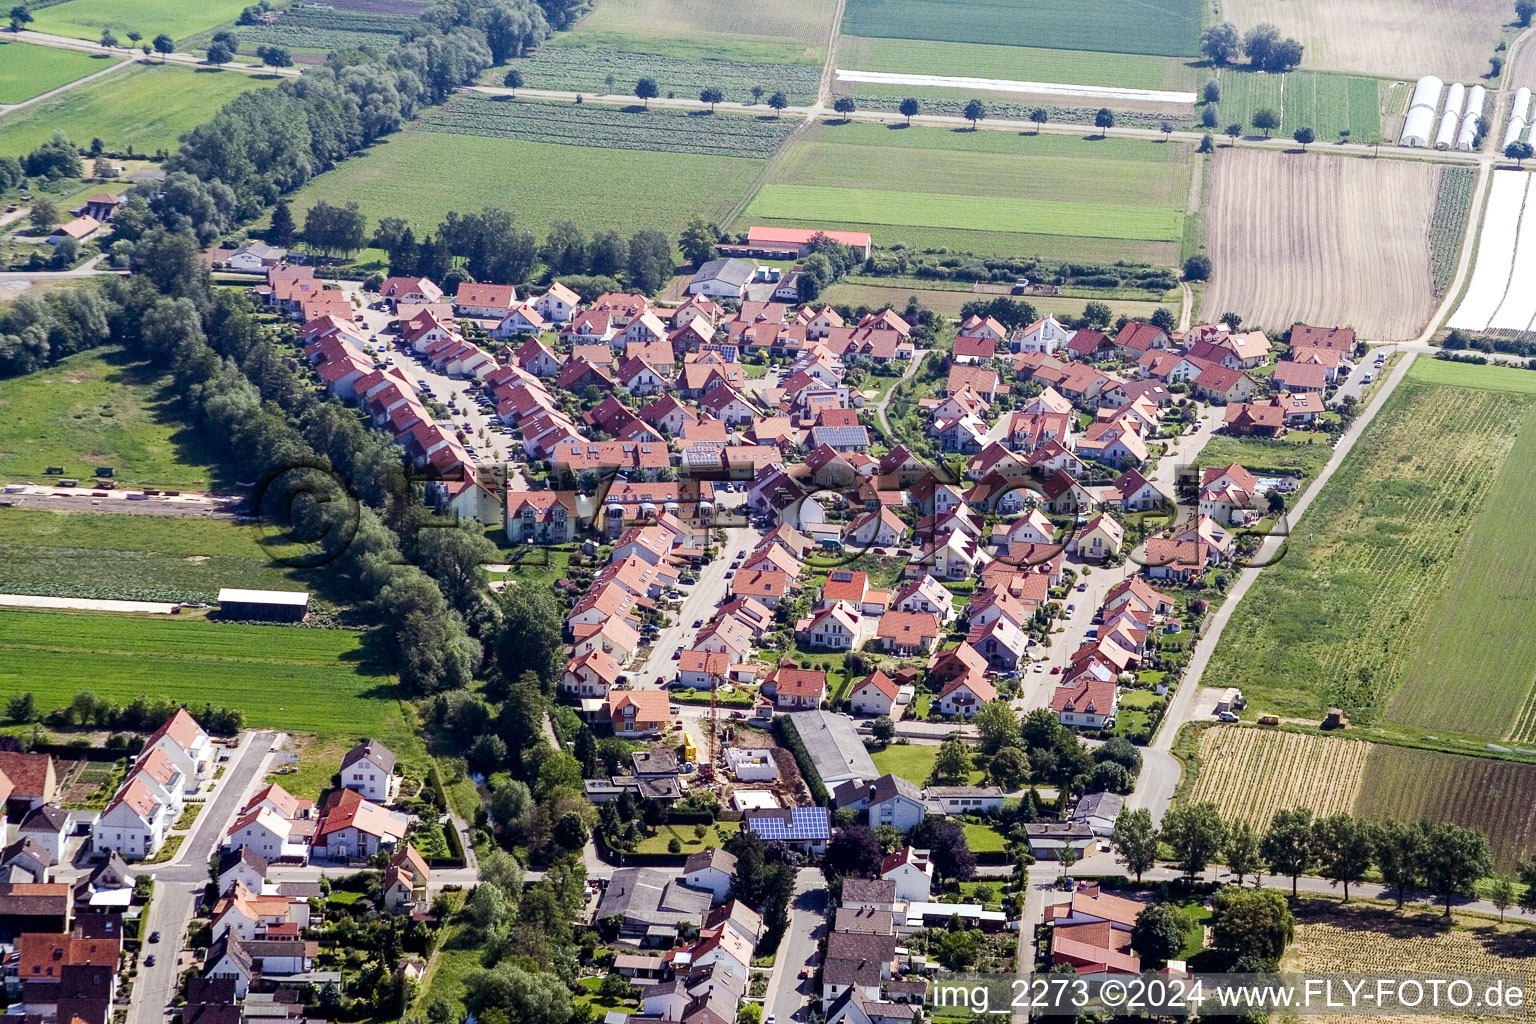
[763,867,827,1024]
[128,731,276,1024]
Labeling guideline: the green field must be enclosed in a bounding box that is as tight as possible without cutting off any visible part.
[280,123,769,240]
[28,0,252,41]
[556,0,835,63]
[500,47,822,104]
[0,63,279,158]
[835,36,1197,92]
[0,508,334,605]
[1204,358,1536,738]
[0,347,220,490]
[1211,70,1383,143]
[0,42,119,104]
[740,122,1189,262]
[870,742,985,785]
[1195,433,1334,480]
[840,0,1201,58]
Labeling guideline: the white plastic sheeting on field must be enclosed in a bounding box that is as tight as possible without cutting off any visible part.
[1435,82,1466,149]
[1458,85,1487,151]
[1490,175,1536,331]
[830,69,1197,104]
[1401,75,1444,146]
[1449,170,1530,330]
[1503,87,1532,150]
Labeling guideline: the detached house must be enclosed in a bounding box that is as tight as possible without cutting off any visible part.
[849,671,901,717]
[1052,679,1118,729]
[312,788,406,860]
[769,666,827,710]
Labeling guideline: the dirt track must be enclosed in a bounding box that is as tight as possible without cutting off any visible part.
[1201,148,1440,341]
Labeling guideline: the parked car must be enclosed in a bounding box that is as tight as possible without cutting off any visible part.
[1217,710,1240,722]
[149,931,160,943]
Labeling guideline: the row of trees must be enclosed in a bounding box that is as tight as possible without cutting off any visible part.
[6,690,244,736]
[1114,803,1498,914]
[1200,21,1305,73]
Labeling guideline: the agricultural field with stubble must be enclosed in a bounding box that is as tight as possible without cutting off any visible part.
[1186,726,1371,827]
[1201,148,1439,340]
[1218,0,1509,83]
[1357,747,1536,868]
[1204,362,1536,732]
[739,122,1193,264]
[1288,900,1536,985]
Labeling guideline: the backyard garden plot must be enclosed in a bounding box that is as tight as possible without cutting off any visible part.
[421,95,795,157]
[282,125,767,240]
[1202,373,1534,726]
[834,36,1196,93]
[27,0,253,42]
[1218,0,1508,82]
[1201,148,1439,340]
[0,509,328,605]
[503,48,821,105]
[840,0,1201,58]
[556,0,836,63]
[0,42,117,104]
[1186,726,1370,828]
[1457,172,1536,336]
[0,64,278,158]
[0,347,219,491]
[1357,746,1536,869]
[741,123,1191,263]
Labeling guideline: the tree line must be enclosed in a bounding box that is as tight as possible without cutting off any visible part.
[1114,803,1503,915]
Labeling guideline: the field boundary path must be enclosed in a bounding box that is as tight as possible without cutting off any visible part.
[6,31,301,78]
[815,0,849,111]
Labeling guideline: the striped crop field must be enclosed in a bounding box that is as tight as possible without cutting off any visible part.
[1187,726,1371,827]
[1204,361,1536,732]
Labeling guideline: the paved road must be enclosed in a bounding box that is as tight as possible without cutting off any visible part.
[631,523,759,688]
[764,867,827,1024]
[128,731,276,1024]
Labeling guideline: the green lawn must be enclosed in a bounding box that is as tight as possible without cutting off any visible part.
[278,124,769,242]
[0,608,422,797]
[961,821,1008,853]
[0,42,119,104]
[0,347,221,490]
[28,0,252,42]
[577,976,642,1016]
[633,820,742,855]
[870,742,985,785]
[1211,69,1383,143]
[741,122,1190,262]
[0,508,337,605]
[840,0,1201,58]
[835,36,1197,92]
[0,63,280,158]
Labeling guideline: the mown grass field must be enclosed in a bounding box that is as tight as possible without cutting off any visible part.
[280,124,769,241]
[869,742,985,785]
[740,122,1191,262]
[28,0,251,41]
[839,0,1202,58]
[1211,69,1384,142]
[0,42,118,104]
[0,347,220,490]
[554,0,835,63]
[1183,726,1536,869]
[0,508,333,605]
[1202,363,1536,731]
[0,64,278,158]
[835,36,1198,92]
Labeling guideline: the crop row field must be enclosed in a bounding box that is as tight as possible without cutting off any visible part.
[0,41,118,105]
[502,48,821,105]
[1201,149,1439,340]
[0,63,279,158]
[233,4,422,54]
[1206,359,1536,741]
[1211,69,1384,143]
[1218,0,1508,83]
[0,509,331,606]
[1185,727,1536,868]
[1428,166,1476,295]
[738,121,1192,264]
[26,0,252,42]
[554,0,836,64]
[834,36,1198,93]
[839,0,1201,58]
[280,124,768,242]
[421,96,795,157]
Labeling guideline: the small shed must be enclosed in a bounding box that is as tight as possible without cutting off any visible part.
[217,588,311,622]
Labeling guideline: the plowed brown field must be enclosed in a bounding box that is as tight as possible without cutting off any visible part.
[1218,0,1508,81]
[1201,149,1439,341]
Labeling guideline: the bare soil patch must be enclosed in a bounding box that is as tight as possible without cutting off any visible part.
[1201,149,1439,340]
